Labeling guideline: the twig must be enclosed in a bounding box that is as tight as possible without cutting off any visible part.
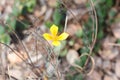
[7,65,12,80]
[64,15,68,32]
[89,0,98,55]
[0,48,6,80]
[82,0,97,75]
[71,53,95,75]
[4,23,35,68]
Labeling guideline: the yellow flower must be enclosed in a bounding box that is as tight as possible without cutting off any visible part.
[43,24,69,46]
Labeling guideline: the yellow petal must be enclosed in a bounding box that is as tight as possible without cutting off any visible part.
[58,32,69,40]
[50,24,58,36]
[52,41,60,46]
[43,33,52,40]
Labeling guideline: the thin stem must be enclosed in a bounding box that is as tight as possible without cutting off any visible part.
[4,23,35,68]
[64,15,68,32]
[83,0,98,71]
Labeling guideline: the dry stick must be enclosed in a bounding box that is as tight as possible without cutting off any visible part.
[19,0,95,77]
[0,21,26,61]
[72,53,95,75]
[10,15,49,73]
[52,48,60,79]
[58,0,86,75]
[59,0,97,75]
[34,31,57,66]
[83,0,98,72]
[59,0,79,23]
[0,53,6,80]
[63,0,100,20]
[47,48,60,80]
[89,0,98,55]
[5,27,43,77]
[25,34,48,77]
[59,0,93,52]
[35,30,39,63]
[0,42,39,77]
[0,42,29,66]
[4,23,35,67]
[1,8,59,80]
[48,52,60,80]
[6,4,61,80]
[7,65,12,80]
[83,2,95,68]
[58,0,91,78]
[0,21,31,63]
[2,23,42,77]
[32,31,60,79]
[31,29,39,64]
[27,30,42,67]
[64,15,68,32]
[1,41,41,78]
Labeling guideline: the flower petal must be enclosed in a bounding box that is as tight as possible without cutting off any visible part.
[58,32,69,40]
[52,41,60,46]
[50,24,58,36]
[43,33,52,40]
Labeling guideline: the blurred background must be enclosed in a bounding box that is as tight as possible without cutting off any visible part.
[0,0,120,80]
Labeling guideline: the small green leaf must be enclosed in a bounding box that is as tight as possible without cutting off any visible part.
[74,74,83,80]
[68,40,74,46]
[0,25,5,34]
[53,9,66,25]
[26,0,36,12]
[97,30,104,39]
[59,49,68,57]
[117,39,120,44]
[45,21,53,28]
[3,34,11,44]
[75,54,87,67]
[6,17,16,31]
[109,8,117,18]
[54,41,67,55]
[66,74,73,80]
[75,29,83,38]
[0,34,10,44]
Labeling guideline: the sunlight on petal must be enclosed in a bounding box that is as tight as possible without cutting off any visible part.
[58,32,69,40]
[43,33,52,40]
[50,24,58,36]
[52,41,60,46]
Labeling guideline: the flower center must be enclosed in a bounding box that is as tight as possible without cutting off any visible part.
[52,35,58,41]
